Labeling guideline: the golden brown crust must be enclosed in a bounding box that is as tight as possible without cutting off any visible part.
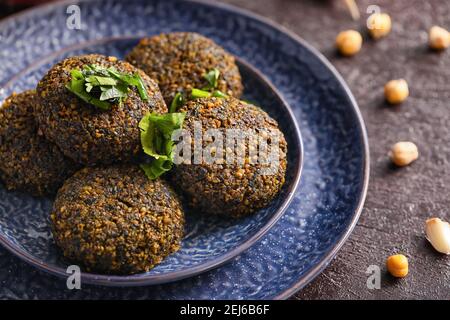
[126,32,243,105]
[0,90,80,196]
[51,166,185,274]
[36,54,167,166]
[172,97,287,217]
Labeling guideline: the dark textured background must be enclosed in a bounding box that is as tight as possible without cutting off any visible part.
[215,0,450,299]
[1,0,449,299]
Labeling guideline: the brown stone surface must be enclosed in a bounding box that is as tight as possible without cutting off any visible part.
[219,0,450,299]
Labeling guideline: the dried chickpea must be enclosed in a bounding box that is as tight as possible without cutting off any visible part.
[390,141,419,167]
[425,218,450,255]
[429,26,450,50]
[384,79,409,104]
[336,30,363,56]
[367,13,392,39]
[386,254,409,278]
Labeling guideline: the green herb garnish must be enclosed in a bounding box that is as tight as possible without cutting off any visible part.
[191,88,229,100]
[202,68,220,91]
[242,99,258,105]
[139,112,186,179]
[65,69,111,110]
[65,64,148,110]
[169,92,185,113]
[191,88,212,99]
[189,68,230,100]
[169,68,230,111]
[211,90,228,98]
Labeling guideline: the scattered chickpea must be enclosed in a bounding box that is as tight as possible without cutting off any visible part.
[386,254,409,278]
[429,26,450,50]
[425,218,450,255]
[367,13,392,39]
[384,79,409,104]
[336,30,363,56]
[390,141,419,167]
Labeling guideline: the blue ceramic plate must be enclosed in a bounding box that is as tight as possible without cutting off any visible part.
[0,37,303,285]
[0,0,369,299]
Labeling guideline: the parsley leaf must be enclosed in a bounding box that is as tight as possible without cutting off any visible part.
[211,90,228,98]
[140,160,173,180]
[107,68,149,102]
[190,68,229,100]
[169,92,185,113]
[65,77,110,110]
[139,112,186,179]
[202,68,220,91]
[99,86,127,101]
[65,64,149,110]
[85,75,117,86]
[191,88,212,99]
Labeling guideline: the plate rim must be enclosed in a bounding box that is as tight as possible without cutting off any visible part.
[0,0,370,298]
[0,35,304,285]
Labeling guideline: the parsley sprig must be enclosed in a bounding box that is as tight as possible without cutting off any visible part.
[65,64,149,110]
[169,92,185,113]
[139,112,186,179]
[140,68,228,179]
[169,68,229,112]
[202,68,220,91]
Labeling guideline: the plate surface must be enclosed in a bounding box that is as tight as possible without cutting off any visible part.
[0,0,369,299]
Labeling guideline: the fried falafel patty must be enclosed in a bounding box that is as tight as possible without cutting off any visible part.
[36,54,167,166]
[51,166,185,274]
[0,90,79,196]
[172,97,287,217]
[126,32,243,105]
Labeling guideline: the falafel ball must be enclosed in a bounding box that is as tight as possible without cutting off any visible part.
[0,90,79,196]
[172,97,287,218]
[51,166,185,274]
[125,32,243,105]
[36,54,167,166]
